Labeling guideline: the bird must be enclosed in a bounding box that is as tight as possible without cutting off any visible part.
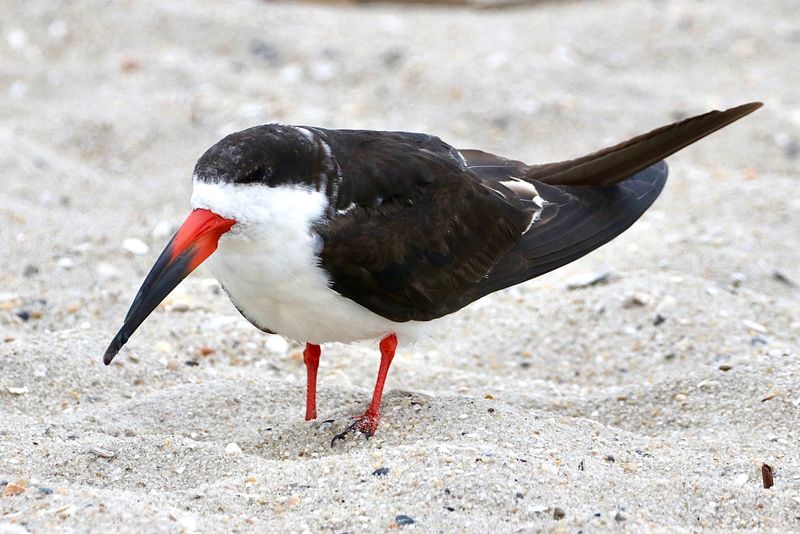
[103,102,761,444]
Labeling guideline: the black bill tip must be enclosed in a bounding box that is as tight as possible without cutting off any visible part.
[103,331,128,365]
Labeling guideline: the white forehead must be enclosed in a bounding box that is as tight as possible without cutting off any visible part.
[191,178,328,226]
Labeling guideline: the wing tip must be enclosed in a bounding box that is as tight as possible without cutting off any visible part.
[734,101,763,113]
[716,101,763,123]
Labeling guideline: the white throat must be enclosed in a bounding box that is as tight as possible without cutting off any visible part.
[189,180,434,344]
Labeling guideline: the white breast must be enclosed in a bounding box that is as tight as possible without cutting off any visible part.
[190,180,437,344]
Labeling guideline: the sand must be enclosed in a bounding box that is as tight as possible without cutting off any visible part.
[1,0,799,531]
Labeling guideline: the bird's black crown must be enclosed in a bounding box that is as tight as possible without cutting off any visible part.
[193,124,335,190]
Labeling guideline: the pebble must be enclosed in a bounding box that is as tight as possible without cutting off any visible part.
[96,262,121,280]
[73,242,92,253]
[196,346,215,356]
[57,257,74,269]
[225,442,243,455]
[151,220,174,239]
[566,270,611,289]
[249,39,281,64]
[772,270,796,287]
[7,28,29,49]
[265,335,289,355]
[177,513,198,531]
[0,293,20,304]
[2,481,27,497]
[122,238,150,255]
[539,460,558,474]
[8,80,27,99]
[395,515,415,526]
[38,486,54,494]
[166,298,193,312]
[381,47,404,68]
[553,507,566,520]
[15,310,30,321]
[22,264,39,277]
[53,504,76,519]
[623,291,653,307]
[372,467,390,476]
[730,272,747,287]
[90,446,116,458]
[309,60,337,83]
[118,56,140,72]
[47,20,69,40]
[7,386,29,395]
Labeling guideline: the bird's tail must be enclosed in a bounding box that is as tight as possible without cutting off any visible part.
[527,102,762,187]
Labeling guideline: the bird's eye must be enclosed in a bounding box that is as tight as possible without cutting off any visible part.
[239,166,274,185]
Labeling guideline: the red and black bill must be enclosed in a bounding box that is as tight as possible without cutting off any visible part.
[103,209,234,365]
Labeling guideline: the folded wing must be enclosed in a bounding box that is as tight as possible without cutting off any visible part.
[317,103,761,322]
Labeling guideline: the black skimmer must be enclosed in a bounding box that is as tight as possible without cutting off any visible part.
[103,102,761,443]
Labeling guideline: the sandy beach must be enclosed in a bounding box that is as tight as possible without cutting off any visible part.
[1,0,799,531]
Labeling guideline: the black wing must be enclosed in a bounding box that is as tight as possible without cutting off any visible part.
[314,129,538,322]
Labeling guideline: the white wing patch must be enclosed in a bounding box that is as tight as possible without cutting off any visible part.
[498,178,547,234]
[293,126,315,142]
[499,178,539,200]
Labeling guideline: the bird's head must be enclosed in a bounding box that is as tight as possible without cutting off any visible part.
[103,125,334,364]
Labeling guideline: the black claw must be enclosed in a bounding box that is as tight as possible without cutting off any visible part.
[330,431,348,448]
[330,420,375,447]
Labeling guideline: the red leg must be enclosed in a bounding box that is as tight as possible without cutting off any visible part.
[303,343,321,421]
[332,333,398,445]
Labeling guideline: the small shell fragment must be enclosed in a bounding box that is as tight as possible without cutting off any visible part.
[566,270,611,289]
[90,446,116,458]
[742,319,767,334]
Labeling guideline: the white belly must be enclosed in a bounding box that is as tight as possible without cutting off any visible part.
[207,233,436,344]
[193,181,437,344]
